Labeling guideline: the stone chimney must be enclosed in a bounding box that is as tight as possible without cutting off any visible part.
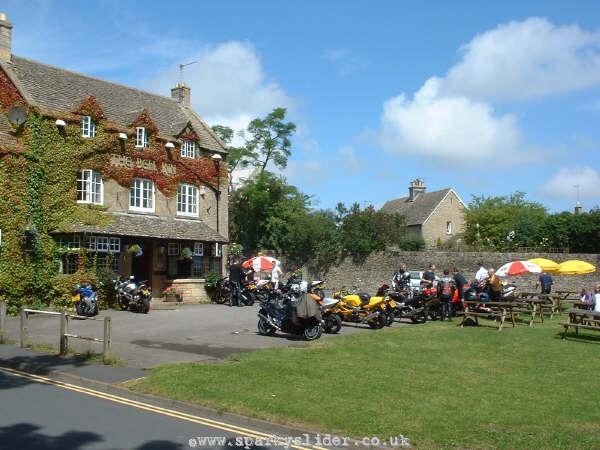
[0,13,13,62]
[171,83,191,106]
[408,178,426,202]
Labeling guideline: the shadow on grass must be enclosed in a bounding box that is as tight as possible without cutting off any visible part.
[555,330,600,343]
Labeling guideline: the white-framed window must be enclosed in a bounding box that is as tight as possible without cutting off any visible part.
[177,184,198,216]
[168,242,179,256]
[135,127,148,148]
[129,178,155,212]
[81,116,96,138]
[193,242,204,256]
[181,140,196,158]
[446,221,453,234]
[77,170,103,205]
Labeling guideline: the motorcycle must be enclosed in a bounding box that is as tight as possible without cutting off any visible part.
[308,281,342,334]
[71,284,99,317]
[331,288,387,329]
[114,276,151,313]
[257,287,323,341]
[379,284,427,324]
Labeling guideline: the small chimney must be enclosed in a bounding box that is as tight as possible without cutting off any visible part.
[0,13,13,62]
[408,178,426,202]
[171,83,191,106]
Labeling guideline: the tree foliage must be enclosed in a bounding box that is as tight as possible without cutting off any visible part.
[464,192,600,253]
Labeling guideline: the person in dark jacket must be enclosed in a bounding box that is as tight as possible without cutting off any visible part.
[228,258,244,307]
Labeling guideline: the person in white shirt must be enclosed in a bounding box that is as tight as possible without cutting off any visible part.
[271,260,283,290]
[594,286,600,312]
[475,261,488,283]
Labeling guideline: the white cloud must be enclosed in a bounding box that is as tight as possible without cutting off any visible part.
[539,167,600,199]
[441,17,600,102]
[376,17,600,165]
[148,41,293,128]
[378,78,525,164]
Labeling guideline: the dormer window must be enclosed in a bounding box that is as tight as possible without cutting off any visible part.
[81,116,96,138]
[181,140,196,159]
[136,127,149,148]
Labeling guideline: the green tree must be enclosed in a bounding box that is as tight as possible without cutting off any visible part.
[464,192,548,250]
[211,125,255,193]
[246,108,296,173]
[337,203,406,258]
[229,171,309,254]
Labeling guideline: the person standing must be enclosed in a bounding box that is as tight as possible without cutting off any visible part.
[536,271,554,294]
[421,263,436,288]
[271,260,283,290]
[228,258,244,307]
[437,269,456,321]
[392,263,410,291]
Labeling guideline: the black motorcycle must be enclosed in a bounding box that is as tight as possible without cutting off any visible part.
[390,288,428,323]
[114,276,151,313]
[257,291,323,341]
[73,284,99,317]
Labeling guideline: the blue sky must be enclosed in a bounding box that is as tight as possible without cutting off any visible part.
[4,0,600,213]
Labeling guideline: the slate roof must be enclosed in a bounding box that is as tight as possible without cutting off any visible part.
[0,55,226,153]
[380,189,455,226]
[63,213,227,243]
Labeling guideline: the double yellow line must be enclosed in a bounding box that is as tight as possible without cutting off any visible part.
[0,366,327,450]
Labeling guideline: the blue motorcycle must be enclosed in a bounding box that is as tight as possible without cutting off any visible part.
[73,284,99,317]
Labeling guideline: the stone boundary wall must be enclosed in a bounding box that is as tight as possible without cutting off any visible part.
[320,251,600,295]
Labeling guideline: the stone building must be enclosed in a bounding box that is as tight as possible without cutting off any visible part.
[381,178,467,248]
[0,13,227,301]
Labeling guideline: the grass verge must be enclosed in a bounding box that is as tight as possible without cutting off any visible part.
[128,318,600,449]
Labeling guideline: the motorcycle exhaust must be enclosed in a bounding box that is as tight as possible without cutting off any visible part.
[258,313,282,330]
[361,311,381,322]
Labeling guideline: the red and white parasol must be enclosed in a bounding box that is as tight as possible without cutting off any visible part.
[495,260,542,277]
[241,255,280,272]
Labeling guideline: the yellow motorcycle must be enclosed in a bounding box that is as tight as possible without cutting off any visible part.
[331,289,387,329]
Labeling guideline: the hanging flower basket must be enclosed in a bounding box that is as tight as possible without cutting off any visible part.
[181,246,193,260]
[128,244,143,256]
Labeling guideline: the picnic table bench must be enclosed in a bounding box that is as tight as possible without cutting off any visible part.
[561,308,600,339]
[461,301,516,331]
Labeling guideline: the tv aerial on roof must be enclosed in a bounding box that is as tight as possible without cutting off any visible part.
[8,105,27,126]
[178,60,198,85]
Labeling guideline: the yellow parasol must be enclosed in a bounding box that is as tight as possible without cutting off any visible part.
[554,260,596,275]
[528,258,559,273]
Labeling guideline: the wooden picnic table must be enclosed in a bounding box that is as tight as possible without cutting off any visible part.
[561,308,600,339]
[461,301,516,331]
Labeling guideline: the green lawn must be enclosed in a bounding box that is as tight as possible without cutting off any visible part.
[129,317,600,449]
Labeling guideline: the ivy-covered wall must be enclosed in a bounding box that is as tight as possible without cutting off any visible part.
[0,98,225,312]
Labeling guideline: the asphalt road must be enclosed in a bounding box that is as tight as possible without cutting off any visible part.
[1,303,366,369]
[0,366,326,450]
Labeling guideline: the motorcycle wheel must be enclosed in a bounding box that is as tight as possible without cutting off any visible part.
[411,311,427,323]
[303,324,323,341]
[385,311,394,326]
[141,298,150,314]
[242,293,255,306]
[213,290,228,304]
[368,314,386,329]
[75,302,85,316]
[323,314,342,334]
[257,317,276,336]
[92,304,99,316]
